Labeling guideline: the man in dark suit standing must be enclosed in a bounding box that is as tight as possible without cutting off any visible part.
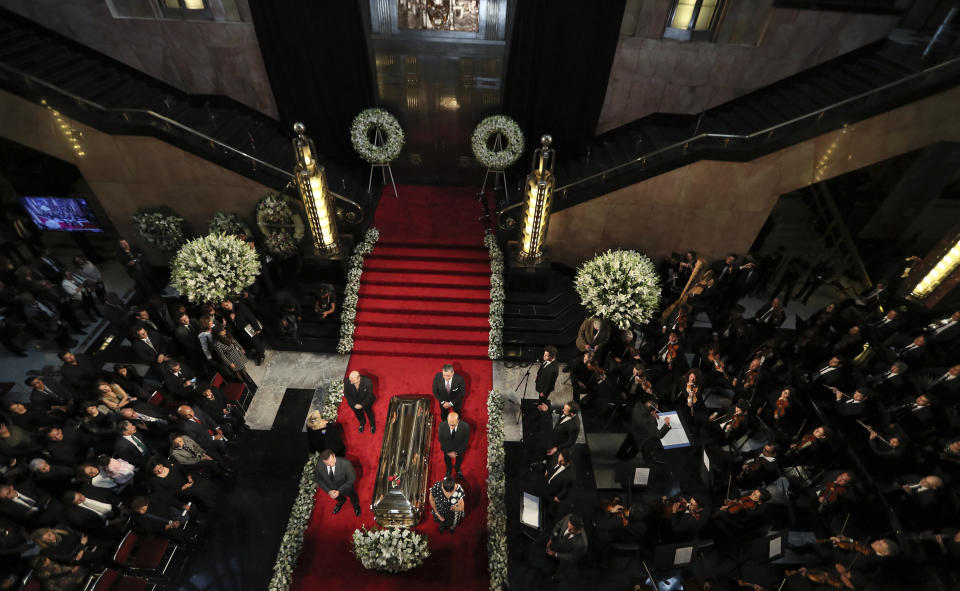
[618,401,671,462]
[173,311,206,377]
[545,402,580,456]
[317,450,361,516]
[536,346,560,404]
[131,324,172,378]
[163,359,200,402]
[344,371,376,434]
[432,364,465,420]
[58,350,102,391]
[439,411,469,480]
[117,239,154,295]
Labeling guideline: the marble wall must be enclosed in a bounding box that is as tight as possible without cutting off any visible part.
[598,0,900,132]
[0,0,278,118]
[0,89,273,263]
[547,86,960,265]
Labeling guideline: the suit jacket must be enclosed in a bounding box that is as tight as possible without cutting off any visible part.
[535,361,559,397]
[59,355,102,391]
[439,421,470,454]
[552,415,580,450]
[132,496,183,537]
[316,457,356,494]
[113,432,154,468]
[65,502,115,534]
[544,456,575,501]
[432,373,465,410]
[549,514,588,562]
[629,405,670,445]
[131,329,171,365]
[29,380,76,410]
[307,423,346,456]
[177,408,221,449]
[575,318,610,352]
[0,482,51,524]
[173,321,203,358]
[344,376,376,408]
[163,366,200,401]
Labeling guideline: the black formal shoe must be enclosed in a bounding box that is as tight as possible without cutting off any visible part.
[359,425,364,433]
[353,504,361,516]
[456,470,464,480]
[370,424,376,434]
[332,502,344,515]
[445,470,452,479]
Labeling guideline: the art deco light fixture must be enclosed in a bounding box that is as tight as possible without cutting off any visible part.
[910,235,960,299]
[518,134,556,264]
[292,122,340,256]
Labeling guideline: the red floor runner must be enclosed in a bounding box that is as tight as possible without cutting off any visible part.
[291,186,492,591]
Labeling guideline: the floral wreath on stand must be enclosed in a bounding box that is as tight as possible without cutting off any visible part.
[255,193,304,260]
[350,108,405,164]
[170,233,261,304]
[131,206,187,252]
[471,115,525,170]
[207,212,252,237]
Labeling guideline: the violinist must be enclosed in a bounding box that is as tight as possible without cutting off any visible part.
[620,363,656,402]
[708,399,751,441]
[608,330,640,373]
[785,537,898,590]
[596,496,646,544]
[654,331,685,374]
[784,426,831,466]
[736,444,780,488]
[662,303,693,336]
[795,470,855,516]
[760,387,801,434]
[733,357,763,397]
[713,488,770,537]
[677,369,705,416]
[569,351,598,404]
[661,494,708,539]
[701,344,733,388]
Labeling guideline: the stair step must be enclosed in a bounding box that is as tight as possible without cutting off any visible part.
[353,325,488,345]
[351,341,490,360]
[363,258,490,275]
[356,311,489,329]
[358,284,490,302]
[361,270,490,288]
[356,300,490,316]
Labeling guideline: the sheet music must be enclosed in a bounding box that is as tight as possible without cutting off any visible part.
[633,467,650,486]
[702,449,710,472]
[657,411,691,449]
[769,536,782,558]
[674,546,693,565]
[521,492,540,529]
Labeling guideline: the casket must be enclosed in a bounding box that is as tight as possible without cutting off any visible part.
[371,395,435,528]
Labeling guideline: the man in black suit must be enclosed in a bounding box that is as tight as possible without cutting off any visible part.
[131,496,198,543]
[58,350,102,391]
[545,513,588,564]
[116,239,154,295]
[173,311,206,376]
[219,299,265,365]
[162,359,200,402]
[618,401,671,462]
[130,324,172,374]
[32,250,65,282]
[62,489,126,539]
[543,449,575,516]
[344,371,376,434]
[317,450,361,516]
[0,482,60,527]
[113,420,155,469]
[543,401,580,456]
[536,346,560,403]
[26,376,75,414]
[432,364,465,420]
[439,411,469,480]
[176,405,227,455]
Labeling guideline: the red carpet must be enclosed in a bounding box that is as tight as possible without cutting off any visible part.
[291,186,493,591]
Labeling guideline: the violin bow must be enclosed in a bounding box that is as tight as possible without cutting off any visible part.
[839,513,850,537]
[640,560,659,591]
[725,474,733,500]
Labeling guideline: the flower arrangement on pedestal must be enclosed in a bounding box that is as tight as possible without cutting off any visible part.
[267,451,320,591]
[486,389,507,590]
[351,526,430,573]
[574,250,661,329]
[132,206,187,252]
[485,233,505,359]
[255,193,304,260]
[351,108,405,164]
[207,212,251,237]
[337,227,380,354]
[170,233,260,304]
[320,379,345,422]
[472,115,525,170]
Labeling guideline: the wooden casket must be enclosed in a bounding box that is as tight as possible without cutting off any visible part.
[371,395,435,528]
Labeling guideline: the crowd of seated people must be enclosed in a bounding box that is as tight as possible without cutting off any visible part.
[0,240,262,589]
[531,251,959,589]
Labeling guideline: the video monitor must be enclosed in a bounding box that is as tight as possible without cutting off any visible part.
[20,196,103,232]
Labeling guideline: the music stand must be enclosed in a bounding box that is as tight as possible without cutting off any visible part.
[700,446,713,488]
[614,461,652,510]
[654,540,701,570]
[520,491,542,540]
[750,530,789,562]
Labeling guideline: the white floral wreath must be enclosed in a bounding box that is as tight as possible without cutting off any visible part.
[350,108,405,164]
[472,115,525,170]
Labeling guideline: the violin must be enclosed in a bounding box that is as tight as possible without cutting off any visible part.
[606,502,630,527]
[674,308,691,333]
[774,397,790,419]
[686,382,700,413]
[661,341,680,370]
[742,368,759,389]
[661,496,702,520]
[818,481,848,510]
[817,536,873,555]
[784,569,845,589]
[792,433,818,451]
[632,374,654,396]
[585,358,605,379]
[725,411,746,433]
[719,495,758,515]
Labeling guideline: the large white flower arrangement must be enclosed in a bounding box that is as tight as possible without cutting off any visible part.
[337,227,380,354]
[486,389,507,590]
[207,212,250,237]
[132,207,186,252]
[170,233,261,304]
[351,108,405,164]
[485,233,504,360]
[320,379,345,421]
[267,451,319,591]
[574,250,661,329]
[352,526,430,573]
[256,194,304,260]
[472,115,525,170]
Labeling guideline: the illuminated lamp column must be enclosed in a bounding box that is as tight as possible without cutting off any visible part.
[518,135,556,264]
[292,122,341,257]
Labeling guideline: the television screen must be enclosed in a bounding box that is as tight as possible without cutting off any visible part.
[20,196,103,233]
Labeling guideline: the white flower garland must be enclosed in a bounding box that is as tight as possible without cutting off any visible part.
[351,526,430,573]
[486,389,507,590]
[267,450,320,591]
[337,227,381,354]
[351,108,405,164]
[472,115,525,170]
[267,380,345,591]
[132,209,186,252]
[170,233,261,304]
[485,233,505,360]
[574,250,661,329]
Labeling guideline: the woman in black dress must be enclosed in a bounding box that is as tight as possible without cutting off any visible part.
[428,477,465,533]
[147,458,218,511]
[305,410,346,456]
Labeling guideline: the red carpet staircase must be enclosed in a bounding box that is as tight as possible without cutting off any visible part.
[354,242,491,359]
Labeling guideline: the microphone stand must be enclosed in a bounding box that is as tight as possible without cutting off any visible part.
[514,362,536,448]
